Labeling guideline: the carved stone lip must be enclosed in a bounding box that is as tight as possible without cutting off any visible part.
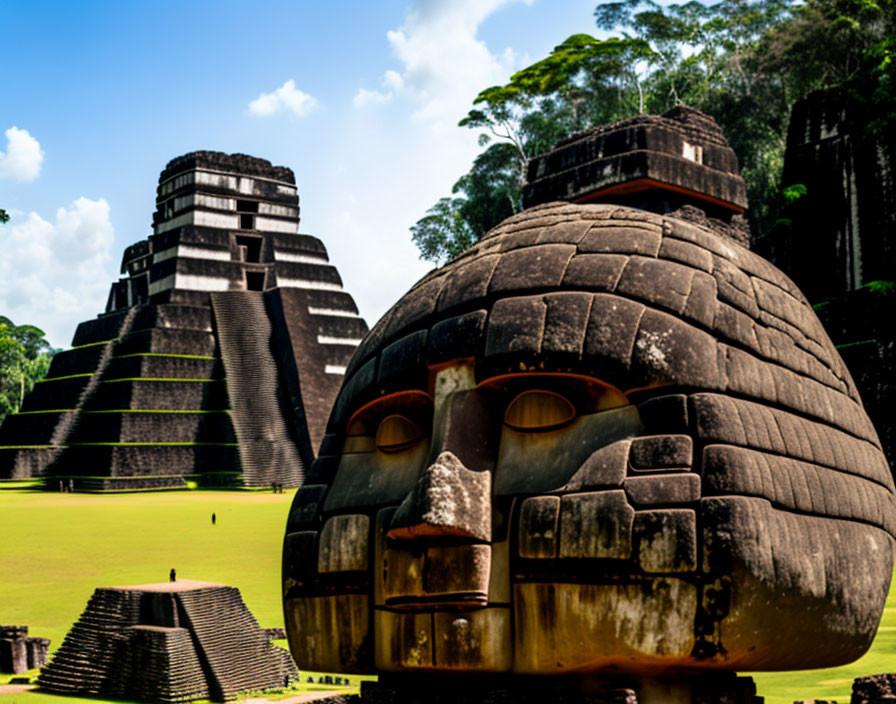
[384,592,488,610]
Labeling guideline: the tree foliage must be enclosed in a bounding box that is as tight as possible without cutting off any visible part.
[411,0,894,264]
[0,317,56,426]
[0,209,9,224]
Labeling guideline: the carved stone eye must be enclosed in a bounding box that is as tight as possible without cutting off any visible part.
[375,415,422,453]
[504,390,576,431]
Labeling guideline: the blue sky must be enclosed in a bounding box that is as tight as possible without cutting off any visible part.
[0,0,598,347]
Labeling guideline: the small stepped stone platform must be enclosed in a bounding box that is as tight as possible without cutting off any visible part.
[37,580,297,703]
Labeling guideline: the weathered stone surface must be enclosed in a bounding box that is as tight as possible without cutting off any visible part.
[562,253,628,291]
[374,611,432,670]
[390,451,491,542]
[616,257,695,315]
[488,244,576,295]
[701,497,893,669]
[559,491,634,559]
[562,440,630,491]
[318,514,370,573]
[286,484,327,531]
[513,580,697,672]
[484,296,546,365]
[433,608,511,671]
[579,225,662,257]
[518,496,560,558]
[283,107,895,682]
[584,294,645,379]
[424,545,491,598]
[426,310,487,366]
[637,394,689,434]
[633,509,697,573]
[543,292,593,358]
[630,435,693,469]
[40,582,297,701]
[851,673,896,704]
[625,474,701,506]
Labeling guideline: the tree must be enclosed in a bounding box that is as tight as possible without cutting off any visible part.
[411,0,892,261]
[416,33,652,264]
[0,209,8,224]
[0,317,55,426]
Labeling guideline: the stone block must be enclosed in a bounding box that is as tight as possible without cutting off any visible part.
[424,544,490,598]
[542,292,593,358]
[429,389,498,473]
[282,531,317,592]
[437,255,500,312]
[426,310,487,366]
[318,514,369,573]
[625,474,701,505]
[383,547,424,602]
[700,496,893,669]
[484,295,547,364]
[488,244,576,295]
[286,594,368,673]
[518,496,560,558]
[378,330,428,390]
[579,225,662,256]
[616,256,695,314]
[637,394,689,434]
[559,490,634,559]
[374,611,432,670]
[513,580,697,672]
[682,270,718,327]
[583,294,645,380]
[562,439,630,491]
[562,253,628,291]
[630,435,693,469]
[433,608,512,671]
[632,309,723,389]
[659,236,713,271]
[633,509,697,572]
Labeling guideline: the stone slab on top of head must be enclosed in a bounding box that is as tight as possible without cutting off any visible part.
[281,107,896,678]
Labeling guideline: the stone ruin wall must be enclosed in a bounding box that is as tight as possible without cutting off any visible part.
[756,88,896,475]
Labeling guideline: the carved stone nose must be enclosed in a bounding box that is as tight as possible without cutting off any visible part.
[387,451,491,542]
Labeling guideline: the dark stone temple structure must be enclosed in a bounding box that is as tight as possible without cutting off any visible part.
[755,88,896,477]
[37,580,297,703]
[282,106,895,704]
[0,152,366,490]
[0,626,49,675]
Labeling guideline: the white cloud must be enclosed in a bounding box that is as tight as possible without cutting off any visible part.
[0,126,44,182]
[353,88,393,108]
[248,79,320,118]
[0,197,115,347]
[353,0,529,126]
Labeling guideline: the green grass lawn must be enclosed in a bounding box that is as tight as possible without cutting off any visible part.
[0,481,893,704]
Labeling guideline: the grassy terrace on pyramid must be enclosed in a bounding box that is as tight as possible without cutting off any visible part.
[0,151,366,491]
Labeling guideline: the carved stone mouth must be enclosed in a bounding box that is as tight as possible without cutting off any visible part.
[384,592,489,611]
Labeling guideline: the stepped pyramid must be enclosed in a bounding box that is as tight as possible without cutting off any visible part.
[0,151,366,490]
[37,580,298,703]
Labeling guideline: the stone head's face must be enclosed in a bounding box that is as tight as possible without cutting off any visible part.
[283,203,895,676]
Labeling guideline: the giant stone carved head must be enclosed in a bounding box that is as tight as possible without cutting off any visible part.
[282,113,895,678]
